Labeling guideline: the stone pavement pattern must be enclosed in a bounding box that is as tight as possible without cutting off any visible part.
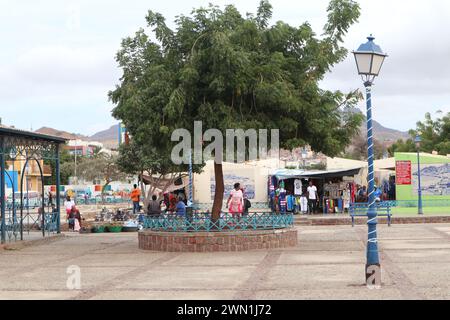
[0,224,449,300]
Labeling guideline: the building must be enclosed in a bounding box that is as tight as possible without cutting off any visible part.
[394,152,449,202]
[66,139,103,157]
[5,158,51,195]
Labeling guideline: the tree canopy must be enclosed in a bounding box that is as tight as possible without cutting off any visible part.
[109,0,363,217]
[389,111,450,156]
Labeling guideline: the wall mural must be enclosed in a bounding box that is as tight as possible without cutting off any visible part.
[210,169,256,200]
[412,163,450,196]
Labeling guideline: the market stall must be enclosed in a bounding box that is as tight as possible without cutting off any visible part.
[270,167,363,214]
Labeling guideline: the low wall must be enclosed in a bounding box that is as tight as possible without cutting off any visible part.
[299,216,450,226]
[138,228,298,252]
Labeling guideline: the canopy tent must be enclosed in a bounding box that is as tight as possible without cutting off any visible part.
[273,167,363,180]
[139,174,188,194]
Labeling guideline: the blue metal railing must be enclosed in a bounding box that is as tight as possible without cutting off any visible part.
[349,202,393,227]
[387,200,450,208]
[143,212,294,232]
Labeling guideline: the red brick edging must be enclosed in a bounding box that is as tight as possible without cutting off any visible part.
[138,228,298,252]
[301,216,450,226]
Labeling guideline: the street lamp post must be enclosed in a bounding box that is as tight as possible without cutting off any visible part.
[415,135,424,215]
[353,35,388,287]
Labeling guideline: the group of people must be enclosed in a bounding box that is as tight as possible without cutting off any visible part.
[271,180,319,215]
[130,184,187,217]
[355,185,387,203]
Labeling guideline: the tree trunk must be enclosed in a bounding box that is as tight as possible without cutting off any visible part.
[212,162,224,222]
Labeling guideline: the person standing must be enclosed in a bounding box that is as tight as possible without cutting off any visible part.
[48,191,53,207]
[64,196,75,219]
[71,206,82,232]
[175,196,186,217]
[227,183,244,218]
[147,195,162,217]
[130,184,141,214]
[242,189,251,217]
[307,181,318,214]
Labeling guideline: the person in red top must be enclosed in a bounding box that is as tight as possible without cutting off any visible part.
[130,184,141,214]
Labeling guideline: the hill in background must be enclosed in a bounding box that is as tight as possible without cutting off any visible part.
[36,119,409,153]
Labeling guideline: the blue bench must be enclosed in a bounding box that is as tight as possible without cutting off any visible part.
[349,203,392,227]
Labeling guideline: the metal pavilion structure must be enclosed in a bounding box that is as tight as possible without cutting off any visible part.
[0,126,67,244]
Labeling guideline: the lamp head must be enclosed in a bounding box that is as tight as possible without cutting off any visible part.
[353,35,388,85]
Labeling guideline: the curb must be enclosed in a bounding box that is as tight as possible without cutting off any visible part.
[295,215,450,226]
[0,234,67,252]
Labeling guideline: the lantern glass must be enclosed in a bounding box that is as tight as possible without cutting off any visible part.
[415,135,422,149]
[354,52,373,75]
[371,54,386,76]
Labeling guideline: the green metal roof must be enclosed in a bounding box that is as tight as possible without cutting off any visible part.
[0,126,67,144]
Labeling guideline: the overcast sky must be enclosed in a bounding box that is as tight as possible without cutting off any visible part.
[0,0,449,136]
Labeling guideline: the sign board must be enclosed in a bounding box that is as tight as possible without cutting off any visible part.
[396,161,412,185]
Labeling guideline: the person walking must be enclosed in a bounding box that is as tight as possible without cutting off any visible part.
[307,181,318,214]
[147,195,161,217]
[227,183,244,219]
[130,184,141,214]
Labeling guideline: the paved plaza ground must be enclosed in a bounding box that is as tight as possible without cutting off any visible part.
[0,223,449,300]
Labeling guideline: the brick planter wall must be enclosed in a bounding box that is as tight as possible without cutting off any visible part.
[138,228,298,252]
[303,216,450,226]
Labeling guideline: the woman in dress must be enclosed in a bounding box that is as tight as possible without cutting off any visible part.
[227,183,244,218]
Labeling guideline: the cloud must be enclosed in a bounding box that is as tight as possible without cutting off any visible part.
[1,0,450,136]
[15,45,119,85]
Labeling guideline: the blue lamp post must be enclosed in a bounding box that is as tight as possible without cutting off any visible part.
[415,134,424,215]
[353,35,388,286]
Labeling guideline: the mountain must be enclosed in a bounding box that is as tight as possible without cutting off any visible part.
[89,124,119,149]
[346,107,410,144]
[35,125,119,149]
[36,116,409,152]
[90,124,119,141]
[369,120,410,144]
[35,127,88,141]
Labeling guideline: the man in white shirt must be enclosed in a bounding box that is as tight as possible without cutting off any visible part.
[307,181,318,214]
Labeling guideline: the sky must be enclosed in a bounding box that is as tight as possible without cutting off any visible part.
[0,0,449,136]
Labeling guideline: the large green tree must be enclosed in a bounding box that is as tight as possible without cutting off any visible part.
[110,0,363,219]
[389,111,450,156]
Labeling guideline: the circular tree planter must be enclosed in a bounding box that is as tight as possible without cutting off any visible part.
[139,228,297,252]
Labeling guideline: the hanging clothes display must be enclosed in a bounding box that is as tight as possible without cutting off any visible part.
[278,181,287,213]
[287,195,295,212]
[300,195,308,214]
[294,179,303,196]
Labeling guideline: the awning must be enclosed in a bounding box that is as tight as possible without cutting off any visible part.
[139,174,188,194]
[273,167,363,180]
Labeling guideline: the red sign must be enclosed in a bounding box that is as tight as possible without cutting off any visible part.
[396,161,412,185]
